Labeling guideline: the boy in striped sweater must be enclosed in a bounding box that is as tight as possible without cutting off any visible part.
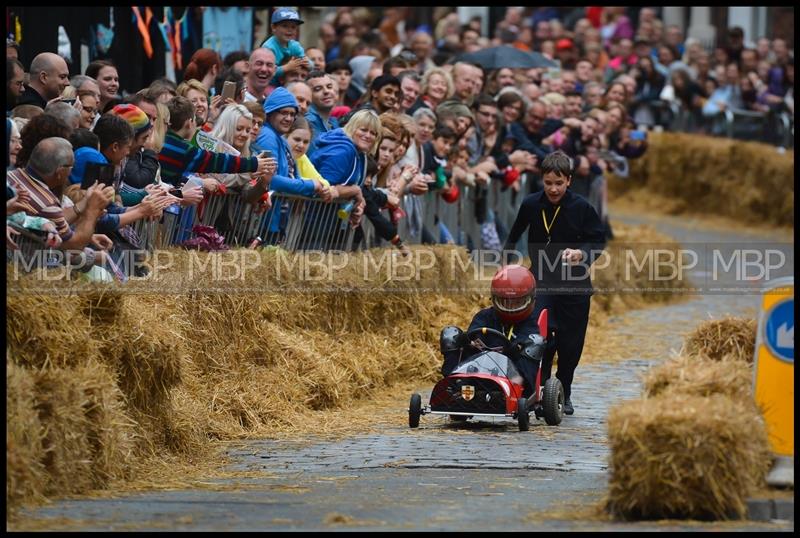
[158,96,272,187]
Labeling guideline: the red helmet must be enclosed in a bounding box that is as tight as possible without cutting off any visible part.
[491,264,536,323]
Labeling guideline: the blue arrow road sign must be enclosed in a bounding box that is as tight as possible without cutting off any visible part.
[765,298,794,362]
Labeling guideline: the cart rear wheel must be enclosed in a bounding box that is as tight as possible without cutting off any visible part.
[409,393,422,428]
[543,378,564,425]
[517,397,530,431]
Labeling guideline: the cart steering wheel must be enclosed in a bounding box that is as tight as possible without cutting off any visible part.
[465,327,515,356]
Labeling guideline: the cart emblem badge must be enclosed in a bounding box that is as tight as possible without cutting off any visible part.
[461,385,475,401]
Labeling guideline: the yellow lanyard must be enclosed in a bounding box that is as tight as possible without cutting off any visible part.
[542,206,560,243]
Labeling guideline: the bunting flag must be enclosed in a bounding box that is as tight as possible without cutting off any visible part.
[172,7,190,71]
[131,6,154,59]
[159,7,171,52]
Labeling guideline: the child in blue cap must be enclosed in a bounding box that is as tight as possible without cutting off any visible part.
[261,8,310,85]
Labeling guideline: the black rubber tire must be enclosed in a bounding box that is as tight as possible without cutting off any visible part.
[517,397,530,431]
[543,378,564,426]
[409,393,422,428]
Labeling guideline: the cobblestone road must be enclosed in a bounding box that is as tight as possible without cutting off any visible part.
[17,212,794,531]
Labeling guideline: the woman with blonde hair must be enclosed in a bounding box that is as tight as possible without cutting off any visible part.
[309,108,383,227]
[76,89,100,129]
[176,78,211,131]
[201,103,278,242]
[148,102,171,153]
[412,67,454,113]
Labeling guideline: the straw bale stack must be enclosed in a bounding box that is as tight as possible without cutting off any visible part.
[642,354,755,402]
[6,283,100,369]
[6,361,47,517]
[6,358,136,512]
[606,393,771,520]
[592,222,688,312]
[682,317,757,363]
[609,132,794,227]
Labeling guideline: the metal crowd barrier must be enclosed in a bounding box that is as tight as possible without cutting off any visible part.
[132,191,358,252]
[655,101,793,147]
[361,175,531,257]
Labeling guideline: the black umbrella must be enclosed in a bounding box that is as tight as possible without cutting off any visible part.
[456,45,557,70]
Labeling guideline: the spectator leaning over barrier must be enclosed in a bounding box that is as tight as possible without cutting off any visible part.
[202,104,278,237]
[702,62,745,119]
[207,103,277,201]
[110,104,159,206]
[309,108,384,225]
[86,114,170,240]
[305,70,340,156]
[359,133,409,256]
[242,101,266,149]
[254,86,331,200]
[7,136,114,253]
[286,116,332,197]
[18,52,70,110]
[158,96,270,193]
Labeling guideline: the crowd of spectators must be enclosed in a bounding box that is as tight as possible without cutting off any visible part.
[6,7,795,281]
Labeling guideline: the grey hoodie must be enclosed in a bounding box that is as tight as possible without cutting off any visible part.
[348,55,376,95]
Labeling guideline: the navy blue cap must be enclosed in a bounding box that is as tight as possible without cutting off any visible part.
[271,8,304,25]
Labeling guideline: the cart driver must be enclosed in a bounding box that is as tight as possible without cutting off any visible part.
[439,264,547,397]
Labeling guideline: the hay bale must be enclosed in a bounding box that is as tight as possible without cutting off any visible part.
[6,358,140,516]
[79,361,139,486]
[609,132,794,227]
[606,393,771,520]
[592,222,689,313]
[6,286,100,369]
[79,285,125,326]
[683,317,756,362]
[6,360,47,517]
[642,354,754,401]
[109,296,185,413]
